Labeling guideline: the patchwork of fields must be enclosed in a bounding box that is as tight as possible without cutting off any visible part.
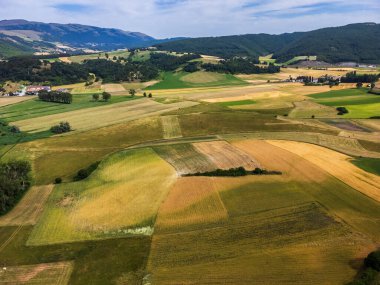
[0,65,380,284]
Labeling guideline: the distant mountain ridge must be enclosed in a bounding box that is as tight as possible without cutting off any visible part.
[155,23,380,64]
[0,19,176,57]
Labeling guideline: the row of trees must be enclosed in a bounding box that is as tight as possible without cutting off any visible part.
[348,250,380,285]
[0,161,31,215]
[341,71,379,83]
[202,59,280,74]
[185,167,282,177]
[38,90,72,104]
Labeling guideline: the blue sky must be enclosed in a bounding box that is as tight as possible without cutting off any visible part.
[0,0,379,38]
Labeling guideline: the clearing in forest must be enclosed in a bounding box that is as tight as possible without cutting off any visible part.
[161,115,182,139]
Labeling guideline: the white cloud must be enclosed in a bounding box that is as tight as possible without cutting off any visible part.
[0,0,378,37]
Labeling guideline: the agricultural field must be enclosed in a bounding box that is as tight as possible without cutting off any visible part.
[27,148,176,245]
[146,71,247,90]
[309,88,380,118]
[1,64,380,285]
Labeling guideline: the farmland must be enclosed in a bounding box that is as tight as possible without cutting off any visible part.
[0,62,380,284]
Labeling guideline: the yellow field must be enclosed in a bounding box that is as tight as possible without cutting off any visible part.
[180,71,226,84]
[222,131,380,158]
[101,83,126,93]
[0,96,33,107]
[52,82,102,94]
[268,140,380,202]
[193,141,261,170]
[27,148,177,245]
[0,262,73,285]
[155,177,228,232]
[0,185,53,226]
[289,100,337,118]
[15,99,198,133]
[161,115,182,139]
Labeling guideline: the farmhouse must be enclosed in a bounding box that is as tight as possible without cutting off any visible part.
[26,86,51,95]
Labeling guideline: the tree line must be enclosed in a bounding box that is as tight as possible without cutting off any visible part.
[341,71,379,83]
[202,58,280,74]
[38,90,72,104]
[184,167,282,177]
[0,160,31,215]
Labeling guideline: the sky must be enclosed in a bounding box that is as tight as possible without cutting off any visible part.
[0,0,379,38]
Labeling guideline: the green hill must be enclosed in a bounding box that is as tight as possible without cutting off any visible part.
[155,23,380,63]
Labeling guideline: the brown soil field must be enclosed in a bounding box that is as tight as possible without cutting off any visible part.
[155,177,228,232]
[0,261,73,285]
[268,140,380,202]
[193,141,261,170]
[0,96,34,107]
[154,144,217,175]
[0,185,54,226]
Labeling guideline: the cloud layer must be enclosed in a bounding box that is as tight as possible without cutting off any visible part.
[0,0,379,38]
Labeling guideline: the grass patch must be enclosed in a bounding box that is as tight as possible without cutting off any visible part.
[217,100,256,107]
[352,158,380,176]
[146,71,247,90]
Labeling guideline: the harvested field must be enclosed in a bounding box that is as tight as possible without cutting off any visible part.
[231,139,380,240]
[323,119,370,132]
[149,203,373,285]
[154,144,216,175]
[0,262,73,285]
[155,177,228,232]
[289,100,337,118]
[161,115,182,139]
[193,141,261,170]
[0,96,33,107]
[354,119,380,132]
[15,99,198,133]
[180,72,226,84]
[0,185,54,226]
[101,84,126,93]
[27,148,177,245]
[268,140,380,202]
[222,131,380,158]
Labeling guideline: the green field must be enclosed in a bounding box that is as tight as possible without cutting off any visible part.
[309,88,380,118]
[0,95,138,123]
[352,157,380,176]
[217,100,256,107]
[146,71,247,90]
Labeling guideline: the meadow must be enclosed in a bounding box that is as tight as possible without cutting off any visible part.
[146,71,247,90]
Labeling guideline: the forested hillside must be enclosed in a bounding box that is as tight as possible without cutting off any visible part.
[155,23,380,63]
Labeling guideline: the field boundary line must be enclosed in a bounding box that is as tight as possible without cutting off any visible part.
[0,225,22,253]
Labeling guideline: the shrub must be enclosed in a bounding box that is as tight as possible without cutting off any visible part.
[51,121,71,134]
[148,93,152,98]
[74,161,100,181]
[102,92,111,101]
[336,107,349,115]
[92,93,99,101]
[9,125,20,133]
[55,177,62,184]
[365,250,380,271]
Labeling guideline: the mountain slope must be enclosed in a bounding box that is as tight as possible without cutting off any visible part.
[155,23,380,63]
[0,19,160,57]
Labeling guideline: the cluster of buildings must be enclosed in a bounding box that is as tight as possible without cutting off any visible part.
[3,85,51,96]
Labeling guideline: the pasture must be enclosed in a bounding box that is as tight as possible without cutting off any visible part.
[146,71,247,90]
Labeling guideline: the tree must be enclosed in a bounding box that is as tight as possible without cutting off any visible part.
[92,93,99,101]
[129,89,136,97]
[370,82,376,89]
[356,82,363,88]
[55,177,62,184]
[105,53,109,59]
[365,250,380,271]
[148,93,152,98]
[51,122,71,134]
[102,92,111,102]
[143,92,147,97]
